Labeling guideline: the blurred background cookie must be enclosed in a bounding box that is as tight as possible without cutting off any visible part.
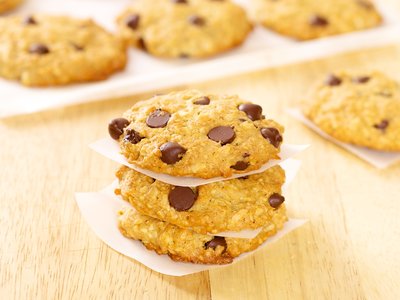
[116,0,253,58]
[0,15,127,86]
[303,71,400,151]
[251,0,382,40]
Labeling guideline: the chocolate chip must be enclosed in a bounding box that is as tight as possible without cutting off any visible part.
[309,15,329,26]
[71,43,84,51]
[29,43,49,55]
[260,127,282,148]
[138,37,147,51]
[179,53,190,58]
[325,74,342,86]
[373,119,389,131]
[205,237,227,251]
[268,193,285,208]
[242,153,250,158]
[160,142,186,164]
[126,14,140,30]
[168,186,197,211]
[207,126,235,145]
[238,176,249,180]
[23,16,37,25]
[146,109,171,128]
[171,0,187,3]
[108,118,130,140]
[124,129,143,144]
[193,96,210,105]
[231,161,249,170]
[238,103,263,121]
[353,76,370,84]
[188,15,205,26]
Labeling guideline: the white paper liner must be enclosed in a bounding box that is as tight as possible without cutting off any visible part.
[89,137,308,186]
[287,108,400,169]
[1,0,399,118]
[75,169,306,276]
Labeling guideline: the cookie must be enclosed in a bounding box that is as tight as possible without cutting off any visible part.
[303,71,400,151]
[0,15,127,86]
[118,207,287,264]
[108,90,284,178]
[116,164,286,234]
[0,0,22,14]
[116,0,252,58]
[251,0,382,40]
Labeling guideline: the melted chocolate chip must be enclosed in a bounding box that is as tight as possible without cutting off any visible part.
[205,237,227,251]
[193,96,210,105]
[124,129,143,144]
[260,127,282,148]
[138,37,147,51]
[108,118,130,140]
[268,193,285,208]
[309,15,329,26]
[373,119,389,131]
[238,103,263,121]
[353,76,370,84]
[171,0,188,3]
[126,14,140,30]
[23,16,37,25]
[189,15,205,26]
[179,53,190,58]
[71,43,84,51]
[146,109,171,128]
[231,161,249,170]
[168,186,197,211]
[325,74,342,86]
[29,43,49,55]
[160,142,186,164]
[238,176,249,180]
[207,126,236,145]
[242,153,250,158]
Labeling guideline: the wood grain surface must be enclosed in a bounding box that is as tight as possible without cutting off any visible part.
[1,45,400,299]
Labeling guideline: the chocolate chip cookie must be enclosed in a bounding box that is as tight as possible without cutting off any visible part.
[118,207,287,264]
[116,164,286,234]
[0,0,22,14]
[108,90,284,178]
[0,15,127,86]
[303,71,400,151]
[251,0,382,40]
[116,0,252,58]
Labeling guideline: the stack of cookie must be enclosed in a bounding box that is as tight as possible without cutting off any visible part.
[108,90,288,264]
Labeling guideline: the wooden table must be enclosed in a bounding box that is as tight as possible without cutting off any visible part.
[1,44,400,299]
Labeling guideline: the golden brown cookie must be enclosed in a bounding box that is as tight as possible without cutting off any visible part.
[303,71,400,151]
[0,0,22,14]
[0,15,127,86]
[116,0,252,58]
[116,164,286,234]
[251,0,382,40]
[108,90,284,178]
[118,207,287,264]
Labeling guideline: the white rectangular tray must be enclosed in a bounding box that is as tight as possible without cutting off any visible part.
[1,0,399,118]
